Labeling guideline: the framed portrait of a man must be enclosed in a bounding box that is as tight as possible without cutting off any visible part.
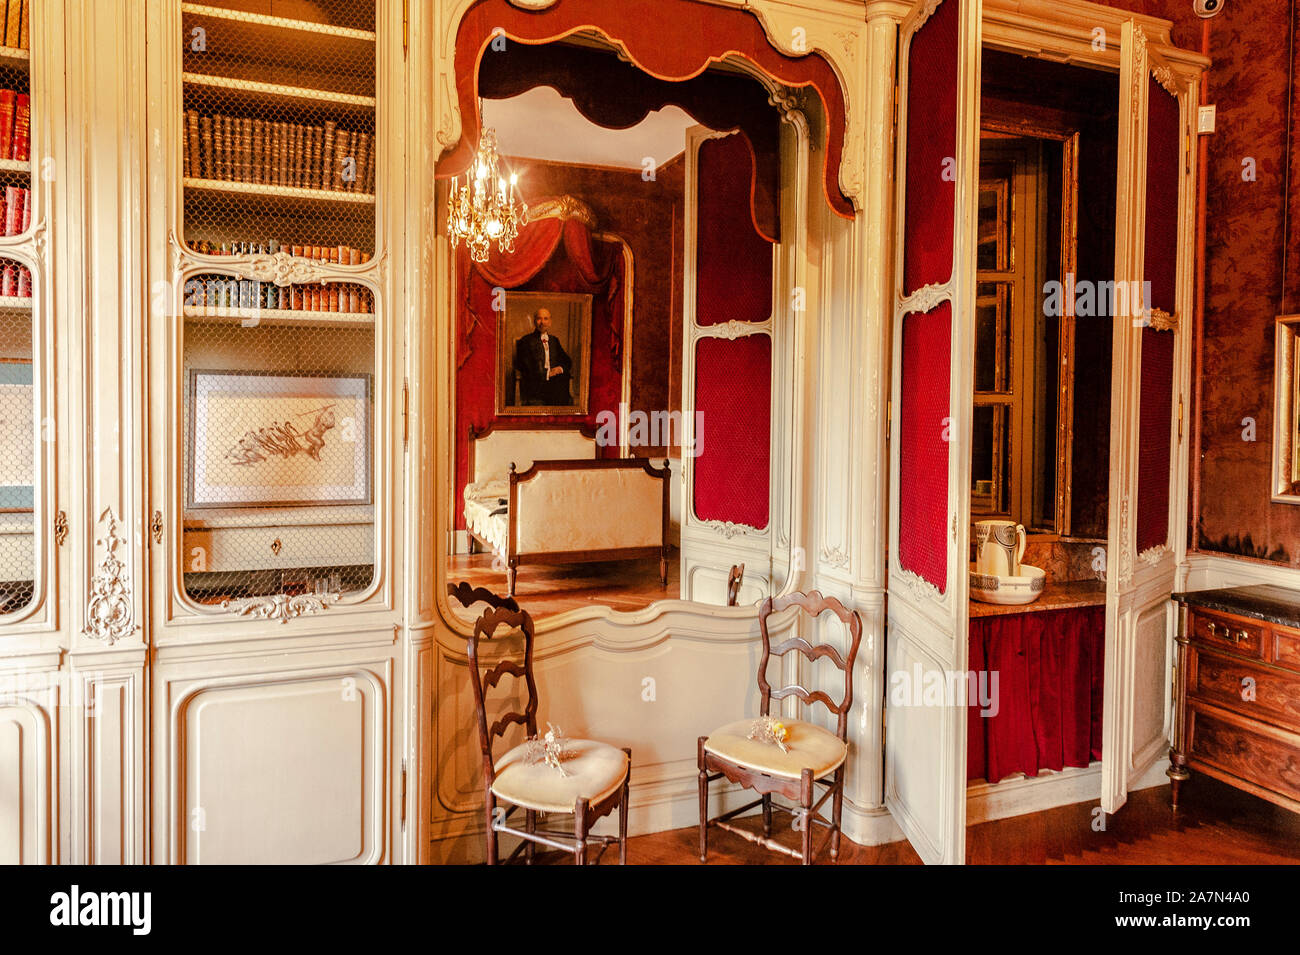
[497,291,592,415]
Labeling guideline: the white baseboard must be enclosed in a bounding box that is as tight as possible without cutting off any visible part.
[966,753,1170,826]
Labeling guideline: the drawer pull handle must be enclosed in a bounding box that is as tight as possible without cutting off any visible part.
[1207,622,1219,637]
[1232,629,1249,644]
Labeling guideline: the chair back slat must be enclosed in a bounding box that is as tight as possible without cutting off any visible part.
[727,564,745,606]
[464,604,539,785]
[757,589,863,740]
[447,580,520,613]
[767,636,847,671]
[768,685,838,711]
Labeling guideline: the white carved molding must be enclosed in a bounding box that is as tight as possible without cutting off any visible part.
[1148,307,1178,332]
[220,591,341,624]
[1137,543,1170,566]
[820,544,850,569]
[83,507,139,645]
[507,0,559,8]
[900,281,950,316]
[893,565,943,603]
[697,519,766,540]
[1118,498,1134,585]
[699,319,771,341]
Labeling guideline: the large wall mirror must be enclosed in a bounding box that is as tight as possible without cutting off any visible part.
[973,51,1120,577]
[441,33,821,622]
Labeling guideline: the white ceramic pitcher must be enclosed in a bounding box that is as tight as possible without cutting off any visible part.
[974,520,1026,577]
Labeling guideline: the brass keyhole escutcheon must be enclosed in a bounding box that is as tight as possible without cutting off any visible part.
[271,538,282,556]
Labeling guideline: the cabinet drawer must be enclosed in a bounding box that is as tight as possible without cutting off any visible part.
[1190,649,1300,733]
[1189,610,1265,659]
[1274,629,1300,674]
[1189,703,1300,803]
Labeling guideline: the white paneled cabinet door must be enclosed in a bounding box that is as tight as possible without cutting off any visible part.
[144,0,405,863]
[885,0,981,866]
[1101,23,1195,815]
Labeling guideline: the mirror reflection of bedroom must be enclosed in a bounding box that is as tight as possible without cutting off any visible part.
[446,38,785,620]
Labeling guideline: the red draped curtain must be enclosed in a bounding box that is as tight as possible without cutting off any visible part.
[967,606,1105,783]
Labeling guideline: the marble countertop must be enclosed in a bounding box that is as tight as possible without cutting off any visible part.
[1172,584,1300,629]
[969,579,1107,619]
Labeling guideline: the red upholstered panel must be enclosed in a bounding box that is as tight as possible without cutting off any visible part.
[898,303,952,593]
[693,335,771,528]
[445,0,854,221]
[968,605,1106,783]
[902,0,958,296]
[1144,77,1181,315]
[1136,328,1174,554]
[697,135,774,326]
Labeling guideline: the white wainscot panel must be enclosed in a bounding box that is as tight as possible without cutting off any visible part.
[884,629,950,863]
[1131,600,1172,772]
[175,670,385,864]
[0,700,51,864]
[433,624,762,848]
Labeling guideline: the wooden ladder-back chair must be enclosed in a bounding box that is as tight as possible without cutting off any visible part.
[697,590,863,864]
[456,591,631,865]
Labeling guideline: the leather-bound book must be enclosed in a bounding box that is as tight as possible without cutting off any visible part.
[200,115,214,179]
[16,265,28,298]
[241,117,252,182]
[352,132,369,193]
[18,0,27,50]
[310,125,323,189]
[183,109,199,176]
[0,261,13,297]
[222,115,234,181]
[294,123,305,188]
[0,89,18,159]
[5,1,20,49]
[4,184,20,236]
[335,129,351,191]
[252,118,263,183]
[20,185,29,232]
[364,136,376,193]
[321,121,336,190]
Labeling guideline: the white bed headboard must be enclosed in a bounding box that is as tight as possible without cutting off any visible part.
[469,426,598,485]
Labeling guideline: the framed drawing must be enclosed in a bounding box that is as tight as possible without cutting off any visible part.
[0,359,33,513]
[1273,315,1300,503]
[497,290,592,415]
[187,369,372,509]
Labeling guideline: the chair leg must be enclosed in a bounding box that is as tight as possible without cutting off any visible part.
[697,736,709,863]
[507,562,517,597]
[831,767,844,861]
[485,794,498,866]
[574,797,589,865]
[619,747,631,865]
[525,809,536,865]
[800,768,814,866]
[761,794,772,837]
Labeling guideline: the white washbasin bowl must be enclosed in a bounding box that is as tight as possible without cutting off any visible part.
[970,563,1046,606]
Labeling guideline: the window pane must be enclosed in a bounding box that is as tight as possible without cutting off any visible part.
[975,281,1011,393]
[971,403,1010,515]
[0,257,34,615]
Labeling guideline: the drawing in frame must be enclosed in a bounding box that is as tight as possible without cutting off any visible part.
[497,290,592,416]
[187,369,372,509]
[0,358,34,513]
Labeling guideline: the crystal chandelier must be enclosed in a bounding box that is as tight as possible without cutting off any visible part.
[447,128,527,263]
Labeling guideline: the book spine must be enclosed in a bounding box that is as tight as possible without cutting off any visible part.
[5,0,20,49]
[185,110,199,178]
[352,132,368,193]
[312,126,323,190]
[365,135,376,193]
[0,89,18,160]
[241,117,252,183]
[1,262,13,297]
[20,185,29,233]
[18,0,26,50]
[321,121,335,190]
[200,115,214,179]
[222,115,233,181]
[295,124,306,188]
[4,184,17,236]
[16,264,28,297]
[278,122,288,186]
[337,129,352,191]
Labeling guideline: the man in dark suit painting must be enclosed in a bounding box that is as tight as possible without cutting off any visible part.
[513,307,574,406]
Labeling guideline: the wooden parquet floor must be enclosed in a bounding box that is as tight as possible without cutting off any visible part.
[523,775,1300,864]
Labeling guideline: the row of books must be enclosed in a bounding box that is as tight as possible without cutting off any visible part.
[1,184,29,236]
[0,261,32,298]
[0,90,30,162]
[0,1,28,51]
[187,239,371,264]
[184,276,373,314]
[183,111,376,194]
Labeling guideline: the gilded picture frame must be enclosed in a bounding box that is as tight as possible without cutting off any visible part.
[496,290,592,416]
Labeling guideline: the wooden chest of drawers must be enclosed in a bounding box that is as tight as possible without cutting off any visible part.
[1170,587,1300,813]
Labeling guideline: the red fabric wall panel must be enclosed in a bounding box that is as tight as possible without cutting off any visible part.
[967,605,1106,783]
[899,304,952,593]
[1136,328,1174,554]
[692,335,771,529]
[696,135,773,326]
[1144,76,1181,314]
[902,0,958,296]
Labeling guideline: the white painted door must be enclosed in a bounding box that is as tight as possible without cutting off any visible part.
[885,0,982,865]
[1101,22,1195,814]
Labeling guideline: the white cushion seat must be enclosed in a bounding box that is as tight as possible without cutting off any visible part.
[703,718,848,780]
[491,738,629,813]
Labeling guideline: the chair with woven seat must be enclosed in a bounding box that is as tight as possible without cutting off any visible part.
[461,599,631,865]
[697,589,863,865]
